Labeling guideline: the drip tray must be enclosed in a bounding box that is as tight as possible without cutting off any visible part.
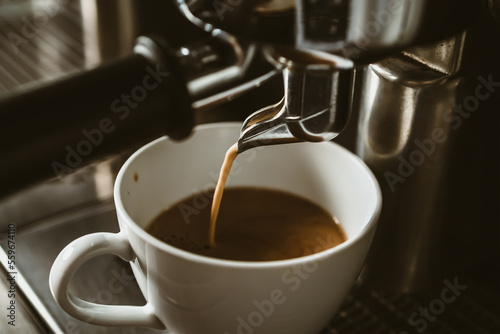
[1,201,156,334]
[1,200,498,334]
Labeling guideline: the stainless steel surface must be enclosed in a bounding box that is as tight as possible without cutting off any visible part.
[178,0,428,53]
[171,32,280,111]
[325,276,500,334]
[1,201,158,334]
[0,268,48,334]
[355,27,500,292]
[175,0,479,157]
[179,0,473,154]
[80,0,137,65]
[0,247,64,333]
[176,0,481,157]
[0,0,86,91]
[238,47,353,152]
[177,0,474,61]
[355,33,467,292]
[487,0,500,22]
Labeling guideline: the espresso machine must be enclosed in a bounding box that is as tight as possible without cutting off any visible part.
[0,0,498,333]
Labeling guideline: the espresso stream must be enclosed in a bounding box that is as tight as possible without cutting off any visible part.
[210,143,238,245]
[146,144,346,261]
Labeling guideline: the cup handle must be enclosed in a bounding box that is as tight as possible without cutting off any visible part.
[49,232,165,330]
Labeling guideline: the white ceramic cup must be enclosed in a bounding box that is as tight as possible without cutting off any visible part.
[50,122,381,334]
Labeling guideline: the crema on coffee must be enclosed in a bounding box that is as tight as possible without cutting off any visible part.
[146,187,346,261]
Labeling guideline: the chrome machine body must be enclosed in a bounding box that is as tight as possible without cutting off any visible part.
[176,0,500,292]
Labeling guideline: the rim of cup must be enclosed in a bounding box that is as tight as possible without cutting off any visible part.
[114,122,382,269]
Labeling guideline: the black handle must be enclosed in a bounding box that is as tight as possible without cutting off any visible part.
[0,36,194,197]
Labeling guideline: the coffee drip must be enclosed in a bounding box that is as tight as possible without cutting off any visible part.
[210,143,239,246]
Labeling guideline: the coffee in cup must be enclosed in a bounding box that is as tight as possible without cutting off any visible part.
[146,186,347,261]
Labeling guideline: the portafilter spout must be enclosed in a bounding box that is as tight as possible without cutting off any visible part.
[237,47,354,153]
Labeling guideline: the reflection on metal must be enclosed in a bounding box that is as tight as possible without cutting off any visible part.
[81,0,137,65]
[254,0,295,13]
[238,47,354,152]
[344,0,426,50]
[168,33,280,110]
[0,247,64,333]
[175,0,472,61]
[487,0,500,22]
[357,32,467,159]
[355,31,487,293]
[402,32,467,75]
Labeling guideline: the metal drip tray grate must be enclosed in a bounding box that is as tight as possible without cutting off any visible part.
[0,0,85,92]
[324,279,500,334]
